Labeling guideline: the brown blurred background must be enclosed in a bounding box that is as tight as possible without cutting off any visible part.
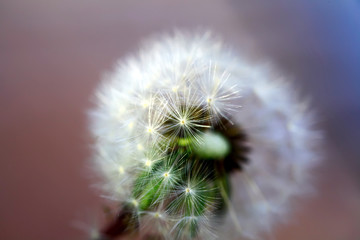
[1,0,360,239]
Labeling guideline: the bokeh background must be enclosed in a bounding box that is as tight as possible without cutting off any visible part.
[1,0,360,239]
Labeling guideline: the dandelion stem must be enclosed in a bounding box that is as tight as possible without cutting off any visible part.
[98,207,138,240]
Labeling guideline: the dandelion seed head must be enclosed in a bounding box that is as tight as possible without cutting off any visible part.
[89,30,320,240]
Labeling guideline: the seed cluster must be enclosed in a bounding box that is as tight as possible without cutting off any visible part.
[109,88,244,239]
[90,31,319,240]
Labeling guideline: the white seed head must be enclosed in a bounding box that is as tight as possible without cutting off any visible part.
[89,30,320,239]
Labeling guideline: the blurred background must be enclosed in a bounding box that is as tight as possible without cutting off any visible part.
[1,0,360,239]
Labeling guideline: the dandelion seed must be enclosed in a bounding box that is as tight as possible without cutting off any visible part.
[180,119,186,125]
[146,127,153,134]
[118,166,125,175]
[137,144,144,151]
[142,99,150,108]
[131,199,139,207]
[144,159,152,167]
[172,86,178,92]
[128,122,134,129]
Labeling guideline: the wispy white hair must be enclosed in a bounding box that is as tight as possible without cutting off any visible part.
[89,30,320,239]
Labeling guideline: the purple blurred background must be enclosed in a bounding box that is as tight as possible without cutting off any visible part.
[1,0,360,239]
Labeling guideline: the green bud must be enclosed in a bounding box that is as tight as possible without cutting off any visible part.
[193,131,231,160]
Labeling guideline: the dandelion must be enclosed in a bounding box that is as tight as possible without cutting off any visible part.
[89,31,319,240]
